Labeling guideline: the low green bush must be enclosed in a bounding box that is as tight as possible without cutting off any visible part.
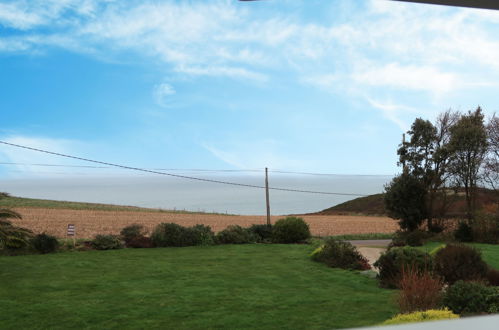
[271,217,310,244]
[312,238,371,270]
[31,233,59,254]
[120,224,148,246]
[91,234,124,250]
[434,244,488,284]
[381,309,458,325]
[373,247,432,288]
[216,225,257,244]
[126,236,154,248]
[151,223,215,247]
[454,222,473,242]
[443,281,499,315]
[248,224,273,243]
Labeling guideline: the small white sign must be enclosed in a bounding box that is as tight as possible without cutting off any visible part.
[67,224,75,236]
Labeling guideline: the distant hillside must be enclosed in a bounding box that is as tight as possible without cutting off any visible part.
[316,194,386,216]
[315,188,499,217]
[0,193,230,215]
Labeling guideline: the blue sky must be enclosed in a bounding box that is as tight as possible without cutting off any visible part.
[1,0,499,179]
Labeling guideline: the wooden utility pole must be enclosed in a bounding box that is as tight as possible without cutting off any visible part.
[265,167,271,226]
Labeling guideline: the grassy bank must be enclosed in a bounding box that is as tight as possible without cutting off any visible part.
[0,194,230,215]
[0,244,396,329]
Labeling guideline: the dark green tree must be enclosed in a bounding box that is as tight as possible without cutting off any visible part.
[448,107,488,221]
[397,110,458,231]
[384,173,428,231]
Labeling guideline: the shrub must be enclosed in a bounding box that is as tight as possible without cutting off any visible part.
[434,244,488,284]
[373,247,432,288]
[271,217,311,244]
[454,222,473,242]
[248,224,273,243]
[184,224,215,246]
[472,214,499,244]
[31,233,59,254]
[390,230,428,247]
[216,225,257,244]
[443,281,499,315]
[312,238,371,270]
[397,265,444,313]
[126,236,154,248]
[151,223,215,247]
[120,224,148,245]
[486,268,499,286]
[381,309,458,325]
[91,235,124,250]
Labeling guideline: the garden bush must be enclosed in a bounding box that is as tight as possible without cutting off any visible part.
[373,247,432,288]
[434,244,488,284]
[126,236,154,248]
[120,224,148,246]
[454,222,473,242]
[216,225,257,244]
[184,224,215,246]
[271,217,310,244]
[443,281,499,315]
[311,238,371,270]
[91,234,124,250]
[151,223,215,247]
[31,233,59,254]
[486,268,499,286]
[397,265,444,313]
[390,230,428,247]
[381,309,458,325]
[248,224,273,243]
[472,214,499,244]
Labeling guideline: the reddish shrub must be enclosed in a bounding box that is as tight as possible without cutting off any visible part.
[434,244,488,284]
[398,265,444,313]
[127,236,154,248]
[487,268,499,286]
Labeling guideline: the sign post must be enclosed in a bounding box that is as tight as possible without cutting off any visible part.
[67,224,76,247]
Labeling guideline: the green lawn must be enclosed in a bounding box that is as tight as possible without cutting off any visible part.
[0,245,396,329]
[419,242,499,269]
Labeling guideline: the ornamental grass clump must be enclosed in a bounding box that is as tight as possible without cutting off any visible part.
[311,238,371,270]
[397,265,444,313]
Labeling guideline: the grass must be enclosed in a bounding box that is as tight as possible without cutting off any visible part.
[0,194,231,215]
[0,244,397,329]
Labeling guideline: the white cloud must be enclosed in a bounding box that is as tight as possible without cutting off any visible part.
[153,83,175,108]
[3,0,499,124]
[353,63,458,94]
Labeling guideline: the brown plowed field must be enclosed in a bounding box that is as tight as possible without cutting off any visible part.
[10,207,398,238]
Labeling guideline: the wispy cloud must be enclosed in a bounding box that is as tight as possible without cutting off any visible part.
[0,135,88,177]
[153,83,176,108]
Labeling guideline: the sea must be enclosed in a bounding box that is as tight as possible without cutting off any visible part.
[0,174,393,215]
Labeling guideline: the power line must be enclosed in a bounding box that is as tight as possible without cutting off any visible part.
[0,140,369,197]
[0,162,392,177]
